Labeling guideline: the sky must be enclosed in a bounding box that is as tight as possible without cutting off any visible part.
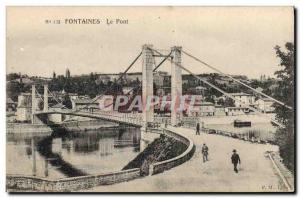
[6,7,294,79]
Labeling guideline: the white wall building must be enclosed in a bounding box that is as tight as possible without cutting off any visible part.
[187,102,215,117]
[256,98,275,113]
[230,92,255,107]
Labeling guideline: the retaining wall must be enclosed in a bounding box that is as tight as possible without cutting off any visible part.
[150,128,195,175]
[7,168,140,192]
[202,127,272,144]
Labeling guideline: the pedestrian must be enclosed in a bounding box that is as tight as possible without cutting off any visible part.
[231,149,241,173]
[202,143,209,162]
[196,122,200,135]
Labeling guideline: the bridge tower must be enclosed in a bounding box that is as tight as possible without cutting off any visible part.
[43,84,49,112]
[140,44,155,150]
[171,46,182,126]
[142,44,155,128]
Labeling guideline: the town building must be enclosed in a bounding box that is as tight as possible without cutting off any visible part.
[16,93,32,122]
[225,107,250,116]
[153,71,168,87]
[187,102,215,117]
[71,97,99,111]
[229,92,255,107]
[6,97,17,112]
[256,98,275,113]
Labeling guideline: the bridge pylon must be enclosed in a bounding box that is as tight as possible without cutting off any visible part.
[171,46,182,126]
[140,44,155,150]
[142,44,155,129]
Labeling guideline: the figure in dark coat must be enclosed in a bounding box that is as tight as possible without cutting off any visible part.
[202,143,209,162]
[231,149,241,173]
[196,122,200,135]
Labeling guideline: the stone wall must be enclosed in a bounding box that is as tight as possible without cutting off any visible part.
[7,168,140,192]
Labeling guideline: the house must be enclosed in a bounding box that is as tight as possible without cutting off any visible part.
[6,97,17,112]
[12,77,33,84]
[16,93,32,122]
[124,72,142,82]
[71,97,98,111]
[229,92,255,107]
[194,86,206,96]
[16,93,43,122]
[255,87,263,93]
[153,71,168,87]
[256,98,275,113]
[187,102,215,117]
[96,75,111,84]
[225,107,250,116]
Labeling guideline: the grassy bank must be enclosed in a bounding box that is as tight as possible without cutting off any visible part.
[122,134,188,175]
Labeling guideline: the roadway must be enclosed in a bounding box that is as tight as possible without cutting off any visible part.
[85,127,287,192]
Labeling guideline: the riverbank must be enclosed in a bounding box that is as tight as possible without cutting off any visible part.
[201,114,275,125]
[123,134,188,175]
[6,119,119,134]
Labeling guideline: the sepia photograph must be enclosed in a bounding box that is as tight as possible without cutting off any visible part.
[5,6,295,193]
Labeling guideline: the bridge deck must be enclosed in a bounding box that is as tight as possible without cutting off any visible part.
[35,110,144,127]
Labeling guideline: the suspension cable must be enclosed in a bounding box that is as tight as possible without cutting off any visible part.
[149,48,273,115]
[35,90,44,102]
[47,87,63,106]
[153,51,172,72]
[99,51,167,111]
[73,51,143,113]
[182,49,292,110]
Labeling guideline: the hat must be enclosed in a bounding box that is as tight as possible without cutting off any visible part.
[233,149,236,152]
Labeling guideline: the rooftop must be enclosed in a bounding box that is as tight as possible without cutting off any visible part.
[230,92,252,96]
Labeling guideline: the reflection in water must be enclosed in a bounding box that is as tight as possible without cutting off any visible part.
[7,126,141,179]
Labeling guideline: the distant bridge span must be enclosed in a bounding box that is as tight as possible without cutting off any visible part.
[34,110,146,128]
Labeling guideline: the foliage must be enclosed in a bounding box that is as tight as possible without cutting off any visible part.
[6,81,31,101]
[273,42,294,172]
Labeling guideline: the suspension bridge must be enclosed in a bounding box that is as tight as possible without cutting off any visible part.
[31,44,288,130]
[16,44,293,192]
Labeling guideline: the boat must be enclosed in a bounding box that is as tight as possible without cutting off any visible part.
[234,119,251,127]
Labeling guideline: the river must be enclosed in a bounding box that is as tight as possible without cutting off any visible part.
[6,126,141,179]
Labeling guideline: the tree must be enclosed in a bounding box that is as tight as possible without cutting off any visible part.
[62,95,73,109]
[65,68,71,78]
[273,42,294,172]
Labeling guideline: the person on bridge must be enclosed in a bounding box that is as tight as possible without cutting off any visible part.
[231,149,241,173]
[202,143,209,162]
[196,122,200,135]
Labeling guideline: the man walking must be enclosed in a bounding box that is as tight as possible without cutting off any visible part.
[196,122,200,135]
[231,149,241,173]
[202,143,209,162]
